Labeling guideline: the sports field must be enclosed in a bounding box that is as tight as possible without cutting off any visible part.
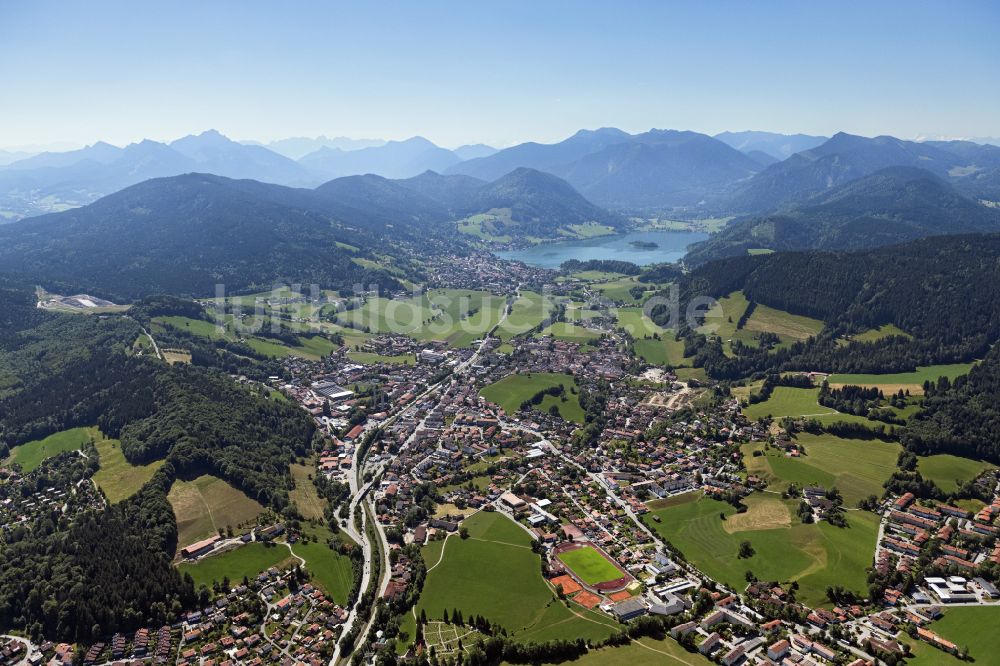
[917,454,995,494]
[902,606,1000,665]
[177,543,293,591]
[480,372,584,422]
[743,434,901,506]
[418,512,619,642]
[556,546,623,586]
[168,474,265,554]
[643,492,878,607]
[93,436,166,503]
[5,426,94,472]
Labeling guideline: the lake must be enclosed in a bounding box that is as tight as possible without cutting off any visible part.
[496,230,708,269]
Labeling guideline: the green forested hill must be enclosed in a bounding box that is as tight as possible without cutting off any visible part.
[0,278,322,641]
[688,167,1000,263]
[0,173,402,301]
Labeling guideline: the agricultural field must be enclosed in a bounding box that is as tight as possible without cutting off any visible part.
[479,372,584,422]
[743,434,901,506]
[347,351,415,365]
[456,211,515,243]
[418,512,618,644]
[555,546,622,586]
[495,291,552,341]
[827,362,975,395]
[917,454,995,494]
[698,291,823,355]
[615,307,690,367]
[590,277,649,304]
[743,303,823,342]
[154,314,340,361]
[93,436,166,503]
[290,525,354,604]
[177,543,293,591]
[336,289,506,348]
[5,426,95,473]
[289,460,326,520]
[168,474,265,554]
[642,492,879,607]
[902,607,1000,665]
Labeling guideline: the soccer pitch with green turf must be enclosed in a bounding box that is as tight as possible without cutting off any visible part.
[556,546,622,585]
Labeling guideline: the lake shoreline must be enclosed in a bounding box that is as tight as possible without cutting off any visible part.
[495,229,709,269]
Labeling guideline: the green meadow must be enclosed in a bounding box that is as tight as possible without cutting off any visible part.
[6,427,94,472]
[93,436,166,503]
[743,434,901,505]
[918,454,995,493]
[178,543,293,591]
[480,372,584,422]
[418,512,619,643]
[643,492,878,607]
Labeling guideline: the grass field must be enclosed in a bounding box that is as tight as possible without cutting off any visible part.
[743,303,823,341]
[903,606,1000,665]
[93,436,166,503]
[418,512,618,643]
[742,386,880,430]
[515,636,714,666]
[178,543,293,591]
[918,454,995,494]
[852,324,912,343]
[697,291,823,355]
[457,211,515,243]
[347,351,415,365]
[828,363,975,395]
[5,427,94,472]
[643,492,878,607]
[556,546,623,585]
[289,461,326,520]
[743,434,901,506]
[154,314,340,361]
[495,291,552,341]
[537,321,601,344]
[480,372,584,422]
[168,474,265,553]
[336,289,506,348]
[291,525,354,604]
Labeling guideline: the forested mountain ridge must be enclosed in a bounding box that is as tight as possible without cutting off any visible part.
[723,132,1000,214]
[687,166,1000,263]
[666,234,1000,463]
[0,173,404,301]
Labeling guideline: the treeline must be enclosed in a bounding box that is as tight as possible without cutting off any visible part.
[560,259,641,275]
[0,456,196,642]
[902,344,1000,464]
[675,234,1000,372]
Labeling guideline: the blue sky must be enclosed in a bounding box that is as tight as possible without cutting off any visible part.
[1,0,997,149]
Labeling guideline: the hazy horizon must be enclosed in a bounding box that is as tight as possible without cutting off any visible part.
[1,0,997,151]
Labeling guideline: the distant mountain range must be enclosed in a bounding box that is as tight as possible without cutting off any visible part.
[713,131,828,161]
[0,165,618,299]
[242,135,386,160]
[5,127,1000,222]
[686,166,1000,264]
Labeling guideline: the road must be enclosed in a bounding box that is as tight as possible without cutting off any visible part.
[330,312,508,664]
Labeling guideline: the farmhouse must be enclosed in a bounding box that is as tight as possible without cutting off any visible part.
[181,535,220,559]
